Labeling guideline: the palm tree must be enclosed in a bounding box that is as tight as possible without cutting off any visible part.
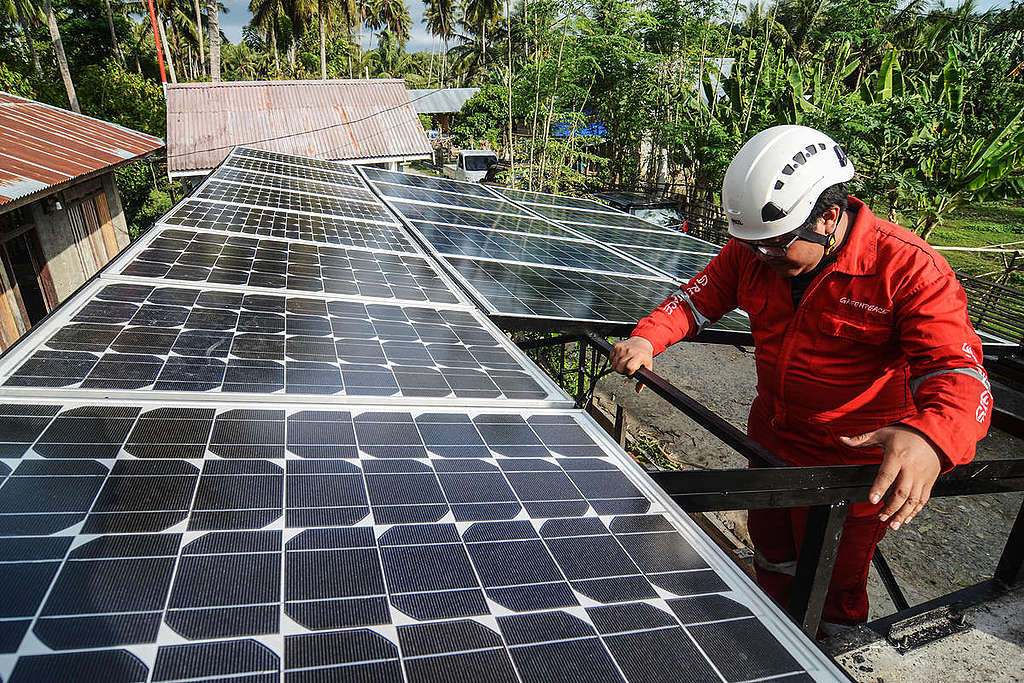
[463,0,500,66]
[424,0,456,85]
[40,0,79,112]
[364,0,410,53]
[251,0,284,75]
[208,0,221,80]
[193,0,205,76]
[102,0,126,66]
[9,0,43,77]
[368,28,421,77]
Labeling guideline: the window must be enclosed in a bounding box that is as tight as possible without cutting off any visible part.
[464,155,496,171]
[67,192,119,278]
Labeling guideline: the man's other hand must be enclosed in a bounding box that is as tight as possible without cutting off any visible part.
[840,425,942,531]
[610,337,654,377]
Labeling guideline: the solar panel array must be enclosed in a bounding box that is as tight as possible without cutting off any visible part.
[359,168,750,332]
[0,147,840,682]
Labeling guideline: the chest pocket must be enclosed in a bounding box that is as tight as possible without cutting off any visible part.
[819,309,893,345]
[737,268,770,315]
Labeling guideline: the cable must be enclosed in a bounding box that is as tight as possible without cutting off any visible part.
[166,85,449,159]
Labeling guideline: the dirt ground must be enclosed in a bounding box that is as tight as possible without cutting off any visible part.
[593,340,1023,620]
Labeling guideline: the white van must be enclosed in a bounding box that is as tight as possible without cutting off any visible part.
[443,150,498,182]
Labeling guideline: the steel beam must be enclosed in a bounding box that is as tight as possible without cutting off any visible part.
[789,502,849,637]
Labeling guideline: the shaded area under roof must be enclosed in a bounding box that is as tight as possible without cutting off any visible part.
[0,91,164,211]
[166,80,433,177]
[407,87,480,114]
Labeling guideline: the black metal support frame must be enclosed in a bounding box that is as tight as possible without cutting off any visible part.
[514,329,1024,640]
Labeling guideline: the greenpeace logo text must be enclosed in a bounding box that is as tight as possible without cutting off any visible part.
[839,297,891,315]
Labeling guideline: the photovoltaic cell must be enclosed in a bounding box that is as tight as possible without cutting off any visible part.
[116,228,462,305]
[2,284,553,400]
[159,199,415,251]
[0,401,826,682]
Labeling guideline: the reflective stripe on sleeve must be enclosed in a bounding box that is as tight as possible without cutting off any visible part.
[681,293,711,334]
[909,366,990,394]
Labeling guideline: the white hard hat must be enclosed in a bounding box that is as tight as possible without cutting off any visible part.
[722,125,855,240]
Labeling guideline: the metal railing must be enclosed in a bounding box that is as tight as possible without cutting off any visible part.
[959,272,1024,348]
[514,330,1024,641]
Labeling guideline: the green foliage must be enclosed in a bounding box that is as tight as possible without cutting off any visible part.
[450,83,512,148]
[0,61,35,98]
[77,61,167,138]
[114,161,176,240]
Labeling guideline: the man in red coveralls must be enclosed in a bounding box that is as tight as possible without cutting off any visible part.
[610,125,993,632]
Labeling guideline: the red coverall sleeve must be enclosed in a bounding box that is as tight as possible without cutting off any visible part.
[894,268,992,468]
[630,241,743,355]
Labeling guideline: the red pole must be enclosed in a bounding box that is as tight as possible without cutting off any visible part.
[146,0,167,84]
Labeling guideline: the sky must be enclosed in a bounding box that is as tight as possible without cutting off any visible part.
[219,0,435,52]
[217,0,1012,53]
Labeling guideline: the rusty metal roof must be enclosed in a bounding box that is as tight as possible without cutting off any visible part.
[0,91,165,210]
[166,80,433,176]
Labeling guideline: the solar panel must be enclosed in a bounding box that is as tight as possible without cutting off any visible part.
[0,398,837,682]
[159,199,415,251]
[526,202,674,231]
[360,165,496,197]
[484,185,750,336]
[232,146,361,174]
[0,282,558,401]
[498,186,631,214]
[212,166,378,202]
[621,245,715,279]
[408,222,661,278]
[0,146,840,682]
[113,228,465,305]
[389,201,576,237]
[224,155,368,187]
[443,257,679,324]
[561,222,719,255]
[373,181,531,215]
[194,180,392,222]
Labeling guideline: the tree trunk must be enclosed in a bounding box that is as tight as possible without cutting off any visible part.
[16,0,43,78]
[918,216,939,243]
[271,24,280,76]
[427,36,435,86]
[207,0,220,81]
[42,0,80,113]
[319,14,327,79]
[157,9,177,82]
[193,0,205,77]
[103,0,125,66]
[288,40,296,70]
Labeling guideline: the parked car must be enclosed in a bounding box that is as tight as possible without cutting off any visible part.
[443,150,498,182]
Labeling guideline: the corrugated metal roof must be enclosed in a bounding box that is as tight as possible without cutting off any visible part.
[166,80,433,175]
[408,88,480,114]
[0,91,165,210]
